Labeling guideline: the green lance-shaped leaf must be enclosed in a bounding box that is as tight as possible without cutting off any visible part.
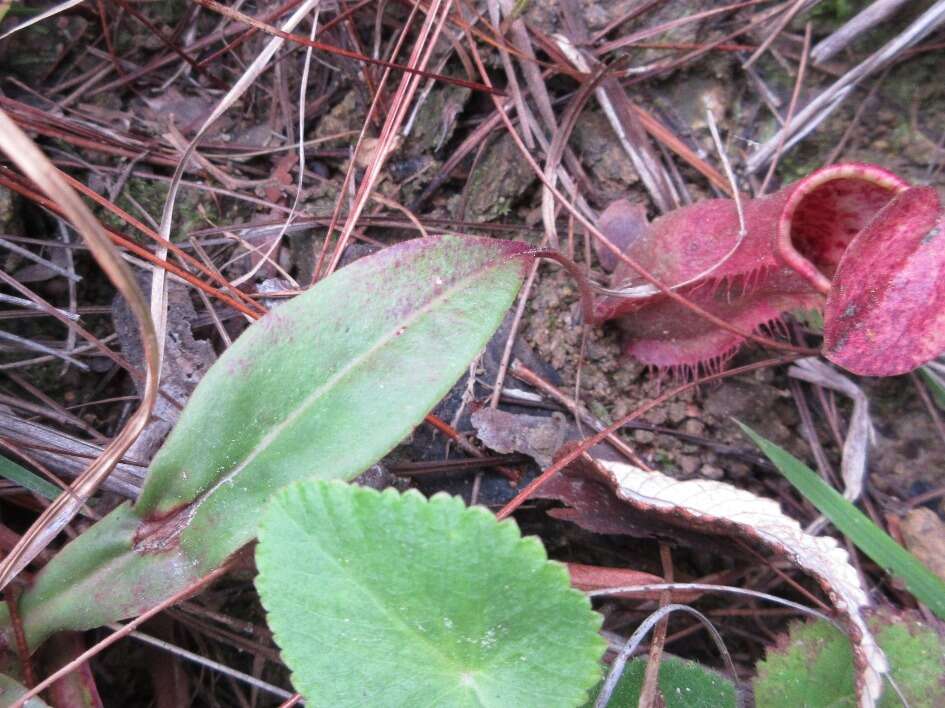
[255,480,605,708]
[0,455,59,500]
[2,235,532,652]
[919,363,945,409]
[738,421,945,620]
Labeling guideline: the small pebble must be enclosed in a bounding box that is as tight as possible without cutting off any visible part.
[678,455,700,476]
[900,508,945,582]
[700,464,725,480]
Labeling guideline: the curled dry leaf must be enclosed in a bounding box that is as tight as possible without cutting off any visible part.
[547,452,887,708]
[788,358,873,503]
[470,407,568,468]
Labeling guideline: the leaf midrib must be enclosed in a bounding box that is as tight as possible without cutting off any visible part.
[185,253,520,520]
[279,503,492,704]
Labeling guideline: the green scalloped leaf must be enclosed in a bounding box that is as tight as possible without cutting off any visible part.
[0,454,59,499]
[0,673,49,707]
[3,235,531,653]
[255,481,606,707]
[754,612,945,707]
[585,656,736,708]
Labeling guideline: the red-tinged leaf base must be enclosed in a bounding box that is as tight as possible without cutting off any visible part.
[824,187,945,376]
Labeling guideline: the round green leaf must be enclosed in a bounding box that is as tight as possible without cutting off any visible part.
[754,612,945,707]
[255,480,605,707]
[0,673,49,707]
[585,656,736,708]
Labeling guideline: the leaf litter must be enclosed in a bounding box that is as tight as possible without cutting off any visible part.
[1,0,944,705]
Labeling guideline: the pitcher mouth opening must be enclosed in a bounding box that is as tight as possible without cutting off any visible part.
[777,163,908,294]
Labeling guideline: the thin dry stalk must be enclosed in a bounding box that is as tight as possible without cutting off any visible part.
[232,9,321,288]
[596,605,736,708]
[195,0,499,93]
[0,0,85,41]
[321,0,452,278]
[759,22,813,195]
[747,0,945,172]
[538,47,605,249]
[509,359,651,470]
[595,0,767,56]
[638,545,673,708]
[113,626,294,700]
[742,0,814,69]
[154,0,322,371]
[555,35,679,213]
[487,0,533,149]
[0,330,87,372]
[0,166,265,318]
[705,108,745,236]
[0,110,158,592]
[789,358,873,504]
[811,0,913,65]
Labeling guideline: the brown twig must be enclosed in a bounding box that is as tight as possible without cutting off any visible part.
[497,356,800,520]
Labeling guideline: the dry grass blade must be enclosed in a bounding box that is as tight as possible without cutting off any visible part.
[487,0,533,150]
[153,0,321,368]
[0,164,265,320]
[231,10,321,288]
[320,0,452,278]
[0,329,88,371]
[0,409,146,498]
[705,108,745,236]
[555,35,679,214]
[595,604,736,708]
[538,98,598,249]
[587,582,835,621]
[594,0,766,56]
[629,104,733,196]
[111,625,294,700]
[0,236,81,283]
[789,358,874,505]
[759,22,813,195]
[0,109,159,592]
[0,0,85,41]
[811,0,914,65]
[194,0,499,95]
[747,0,945,172]
[741,0,811,69]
